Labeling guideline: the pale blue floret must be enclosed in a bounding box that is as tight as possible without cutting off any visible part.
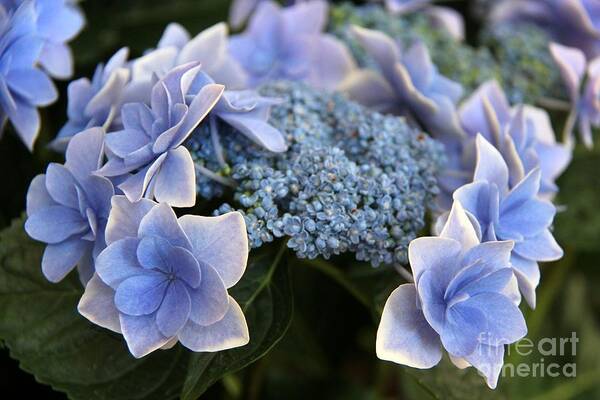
[450,135,564,308]
[549,42,600,148]
[0,0,83,149]
[51,47,130,151]
[24,128,114,284]
[377,200,526,389]
[228,0,356,90]
[78,197,250,358]
[344,25,465,141]
[98,63,224,208]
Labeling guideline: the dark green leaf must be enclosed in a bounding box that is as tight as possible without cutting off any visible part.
[181,241,294,400]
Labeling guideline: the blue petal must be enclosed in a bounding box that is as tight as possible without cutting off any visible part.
[42,236,89,282]
[459,292,527,345]
[188,263,229,326]
[104,196,155,245]
[513,230,563,262]
[25,205,88,244]
[439,201,480,252]
[498,198,555,239]
[441,301,486,357]
[178,296,249,352]
[473,135,509,191]
[64,127,105,183]
[26,174,55,216]
[78,273,121,333]
[417,269,448,335]
[153,147,196,207]
[138,202,192,249]
[219,112,287,152]
[376,283,443,368]
[178,212,248,289]
[156,280,191,337]
[464,343,505,389]
[95,237,144,288]
[45,163,79,208]
[408,236,461,288]
[6,68,57,106]
[115,273,169,316]
[120,313,171,358]
[510,254,540,308]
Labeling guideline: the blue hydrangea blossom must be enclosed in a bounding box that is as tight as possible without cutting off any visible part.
[51,48,130,151]
[377,200,526,389]
[0,2,56,149]
[24,128,114,284]
[549,42,600,148]
[458,80,572,199]
[450,135,564,307]
[78,197,250,358]
[98,63,224,207]
[228,0,356,90]
[343,26,465,141]
[24,0,83,78]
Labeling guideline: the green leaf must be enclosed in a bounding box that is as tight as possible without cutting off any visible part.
[0,217,293,399]
[180,241,294,400]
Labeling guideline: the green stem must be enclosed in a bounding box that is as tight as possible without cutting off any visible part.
[298,258,371,310]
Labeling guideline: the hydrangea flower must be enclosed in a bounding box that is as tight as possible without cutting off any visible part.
[377,200,526,389]
[21,0,84,79]
[51,48,130,151]
[549,42,599,148]
[459,80,572,198]
[98,63,224,207]
[0,2,57,150]
[190,71,286,157]
[489,0,600,58]
[24,128,113,284]
[450,135,564,307]
[78,197,250,358]
[228,0,356,90]
[130,22,246,93]
[343,26,464,141]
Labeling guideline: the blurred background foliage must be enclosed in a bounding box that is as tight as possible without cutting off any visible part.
[1,1,600,399]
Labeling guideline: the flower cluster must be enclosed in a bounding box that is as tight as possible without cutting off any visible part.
[189,81,443,266]
[0,0,83,149]
[18,0,575,390]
